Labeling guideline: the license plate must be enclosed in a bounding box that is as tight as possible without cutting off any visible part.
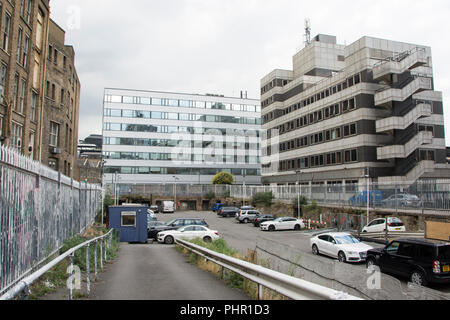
[395,228,401,231]
[444,265,450,273]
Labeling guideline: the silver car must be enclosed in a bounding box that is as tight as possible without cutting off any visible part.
[236,210,262,224]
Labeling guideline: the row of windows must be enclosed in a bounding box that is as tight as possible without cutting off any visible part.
[104,167,261,176]
[262,72,361,110]
[279,149,359,171]
[277,123,357,153]
[103,151,261,164]
[104,94,261,113]
[103,123,261,137]
[268,97,357,136]
[261,78,291,95]
[103,137,261,150]
[104,109,262,125]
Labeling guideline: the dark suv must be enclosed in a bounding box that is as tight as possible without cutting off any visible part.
[253,214,276,227]
[366,238,450,286]
[218,207,240,218]
[149,218,209,240]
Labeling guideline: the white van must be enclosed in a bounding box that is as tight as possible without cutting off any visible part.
[162,201,175,214]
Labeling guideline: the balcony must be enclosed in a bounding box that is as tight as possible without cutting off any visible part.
[375,77,433,107]
[377,131,433,160]
[378,160,435,186]
[376,103,432,133]
[373,49,428,81]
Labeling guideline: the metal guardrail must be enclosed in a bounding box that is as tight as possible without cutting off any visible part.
[0,229,117,301]
[176,239,363,300]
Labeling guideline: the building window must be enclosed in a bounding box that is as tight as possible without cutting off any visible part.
[18,79,26,113]
[49,121,59,147]
[10,122,23,151]
[23,35,29,67]
[49,159,57,170]
[17,27,23,63]
[30,91,37,121]
[25,0,32,24]
[2,12,11,52]
[13,74,19,111]
[0,63,7,103]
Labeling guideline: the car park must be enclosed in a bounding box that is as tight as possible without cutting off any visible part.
[381,193,421,208]
[260,217,305,231]
[236,209,262,224]
[366,238,450,286]
[149,218,209,240]
[362,217,406,233]
[218,207,240,218]
[157,225,220,245]
[253,214,276,227]
[310,232,373,263]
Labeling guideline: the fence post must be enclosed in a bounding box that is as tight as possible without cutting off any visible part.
[86,243,90,297]
[100,239,103,270]
[94,240,98,281]
[68,253,74,301]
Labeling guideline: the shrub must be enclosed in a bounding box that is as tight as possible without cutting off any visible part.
[252,192,274,207]
[212,172,235,185]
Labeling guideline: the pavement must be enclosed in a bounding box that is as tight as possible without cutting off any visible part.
[88,242,249,300]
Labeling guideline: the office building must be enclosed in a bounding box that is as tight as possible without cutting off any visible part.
[102,88,262,187]
[261,34,448,186]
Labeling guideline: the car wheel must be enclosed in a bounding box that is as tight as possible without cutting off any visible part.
[366,257,377,269]
[411,270,427,286]
[164,236,174,245]
[244,218,249,224]
[294,224,301,231]
[338,251,346,263]
[203,236,212,243]
[268,225,275,232]
[312,244,319,255]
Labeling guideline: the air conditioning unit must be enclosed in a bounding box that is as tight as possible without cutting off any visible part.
[51,147,62,154]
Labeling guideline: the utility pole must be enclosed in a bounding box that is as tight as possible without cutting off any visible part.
[296,170,302,218]
[365,167,370,231]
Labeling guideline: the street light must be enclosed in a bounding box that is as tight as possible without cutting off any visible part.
[242,172,246,207]
[173,176,180,211]
[365,167,370,234]
[296,170,302,218]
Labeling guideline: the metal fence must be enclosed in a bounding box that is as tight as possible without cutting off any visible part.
[109,180,450,213]
[0,145,103,295]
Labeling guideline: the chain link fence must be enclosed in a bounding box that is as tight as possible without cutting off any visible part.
[0,146,102,295]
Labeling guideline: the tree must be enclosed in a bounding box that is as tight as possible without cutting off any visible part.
[212,172,235,185]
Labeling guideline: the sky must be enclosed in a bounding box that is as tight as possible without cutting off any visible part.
[50,0,450,145]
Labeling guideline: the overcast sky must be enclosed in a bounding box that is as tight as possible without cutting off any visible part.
[50,0,450,145]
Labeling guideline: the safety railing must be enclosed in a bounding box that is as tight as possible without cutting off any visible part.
[0,229,118,301]
[176,238,363,300]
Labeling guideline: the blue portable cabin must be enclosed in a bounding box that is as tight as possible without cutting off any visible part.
[108,205,149,243]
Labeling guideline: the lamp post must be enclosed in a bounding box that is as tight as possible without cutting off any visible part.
[365,167,370,233]
[296,170,302,218]
[242,173,246,207]
[173,176,180,211]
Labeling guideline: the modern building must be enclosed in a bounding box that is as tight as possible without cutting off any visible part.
[0,0,50,159]
[261,34,448,187]
[102,88,262,188]
[41,19,80,178]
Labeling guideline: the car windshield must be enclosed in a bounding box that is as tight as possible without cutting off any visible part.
[165,219,177,226]
[438,246,450,260]
[335,235,360,244]
[273,218,283,222]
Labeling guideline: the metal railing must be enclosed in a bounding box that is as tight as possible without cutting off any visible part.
[0,145,103,294]
[0,229,118,300]
[176,238,363,300]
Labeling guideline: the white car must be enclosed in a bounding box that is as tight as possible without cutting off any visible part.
[310,232,373,263]
[147,209,156,221]
[260,217,305,232]
[362,217,406,233]
[157,225,220,245]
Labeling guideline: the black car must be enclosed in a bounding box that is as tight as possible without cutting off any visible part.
[253,214,276,227]
[218,207,240,218]
[366,238,450,286]
[150,205,160,213]
[149,218,209,240]
[147,221,166,238]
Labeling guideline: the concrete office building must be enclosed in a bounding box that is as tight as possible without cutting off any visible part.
[102,88,262,187]
[261,34,448,186]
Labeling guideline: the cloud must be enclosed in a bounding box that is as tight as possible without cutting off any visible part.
[50,0,450,145]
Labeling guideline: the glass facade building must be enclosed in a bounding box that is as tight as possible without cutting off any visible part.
[103,88,262,185]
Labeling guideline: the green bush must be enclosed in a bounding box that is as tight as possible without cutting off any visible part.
[212,172,235,185]
[292,196,308,207]
[252,191,274,207]
[205,191,216,201]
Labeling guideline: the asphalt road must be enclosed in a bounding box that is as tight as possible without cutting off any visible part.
[89,241,249,300]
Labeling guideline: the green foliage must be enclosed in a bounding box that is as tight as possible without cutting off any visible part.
[212,172,235,185]
[222,189,231,198]
[205,191,216,201]
[187,238,239,257]
[292,196,308,207]
[252,191,274,207]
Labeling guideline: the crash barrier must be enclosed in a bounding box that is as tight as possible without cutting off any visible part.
[175,238,363,300]
[0,229,119,300]
[0,145,103,295]
[255,237,449,300]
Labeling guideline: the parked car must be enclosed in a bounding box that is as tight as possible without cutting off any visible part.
[381,193,421,208]
[162,201,175,214]
[366,238,450,286]
[310,232,373,263]
[362,217,406,233]
[253,214,276,227]
[348,190,383,207]
[211,203,227,212]
[218,207,240,218]
[157,225,220,245]
[147,220,166,238]
[236,209,262,224]
[147,209,157,221]
[150,205,160,213]
[149,218,209,240]
[260,217,305,231]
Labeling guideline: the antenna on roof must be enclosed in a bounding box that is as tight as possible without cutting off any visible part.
[304,18,311,46]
